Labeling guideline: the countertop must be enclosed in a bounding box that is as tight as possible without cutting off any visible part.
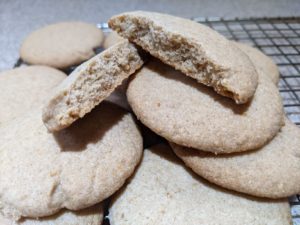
[1,0,300,71]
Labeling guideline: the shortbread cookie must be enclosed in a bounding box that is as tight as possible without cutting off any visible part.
[0,66,66,125]
[234,42,280,84]
[109,144,292,225]
[20,22,104,69]
[171,118,300,198]
[42,40,145,132]
[0,102,142,220]
[0,204,103,225]
[127,60,284,153]
[109,11,259,104]
[103,31,125,49]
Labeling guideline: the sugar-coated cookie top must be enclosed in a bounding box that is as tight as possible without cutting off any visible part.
[20,21,104,68]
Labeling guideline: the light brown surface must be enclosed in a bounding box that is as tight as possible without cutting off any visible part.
[20,22,104,69]
[0,66,66,126]
[0,204,103,225]
[42,40,145,132]
[171,118,300,198]
[103,31,125,49]
[109,144,292,225]
[0,102,143,220]
[234,41,280,84]
[127,60,284,154]
[109,11,259,104]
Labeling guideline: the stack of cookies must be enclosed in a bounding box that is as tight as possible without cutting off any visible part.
[1,11,299,225]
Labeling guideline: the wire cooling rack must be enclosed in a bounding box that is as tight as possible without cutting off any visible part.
[193,16,300,225]
[96,17,300,225]
[13,17,300,225]
[194,17,300,127]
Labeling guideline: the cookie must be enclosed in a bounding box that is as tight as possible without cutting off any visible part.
[0,204,103,225]
[0,66,66,125]
[109,11,259,104]
[20,22,104,69]
[0,102,143,220]
[127,60,284,154]
[103,31,125,49]
[42,40,145,132]
[171,118,300,198]
[109,144,292,225]
[234,41,280,84]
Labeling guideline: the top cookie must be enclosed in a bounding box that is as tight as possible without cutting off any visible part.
[109,144,292,225]
[109,11,258,104]
[0,66,66,125]
[127,60,284,154]
[20,22,104,69]
[234,42,280,84]
[42,40,145,132]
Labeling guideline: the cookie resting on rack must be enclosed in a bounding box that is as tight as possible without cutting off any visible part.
[109,144,292,225]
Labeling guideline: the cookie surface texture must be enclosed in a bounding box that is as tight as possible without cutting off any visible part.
[0,66,66,125]
[171,118,300,198]
[103,31,125,49]
[109,144,292,225]
[127,60,284,153]
[20,22,104,68]
[234,41,280,84]
[0,102,143,220]
[0,204,103,225]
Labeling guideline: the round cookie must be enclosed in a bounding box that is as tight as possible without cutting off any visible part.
[103,31,125,49]
[171,118,300,198]
[20,22,104,69]
[127,60,284,154]
[109,144,292,225]
[0,66,66,125]
[234,42,280,84]
[0,102,143,220]
[0,204,103,225]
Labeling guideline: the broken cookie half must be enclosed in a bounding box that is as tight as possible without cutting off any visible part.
[42,40,145,132]
[109,11,259,104]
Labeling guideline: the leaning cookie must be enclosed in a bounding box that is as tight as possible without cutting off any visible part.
[109,11,259,104]
[109,144,292,225]
[42,40,145,132]
[0,102,142,220]
[127,60,284,154]
[171,118,300,198]
[234,41,280,84]
[103,31,125,49]
[0,204,103,225]
[0,66,66,125]
[20,21,104,69]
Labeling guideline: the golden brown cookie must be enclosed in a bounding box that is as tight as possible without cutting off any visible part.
[110,144,292,225]
[171,118,300,198]
[127,60,284,154]
[20,22,104,69]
